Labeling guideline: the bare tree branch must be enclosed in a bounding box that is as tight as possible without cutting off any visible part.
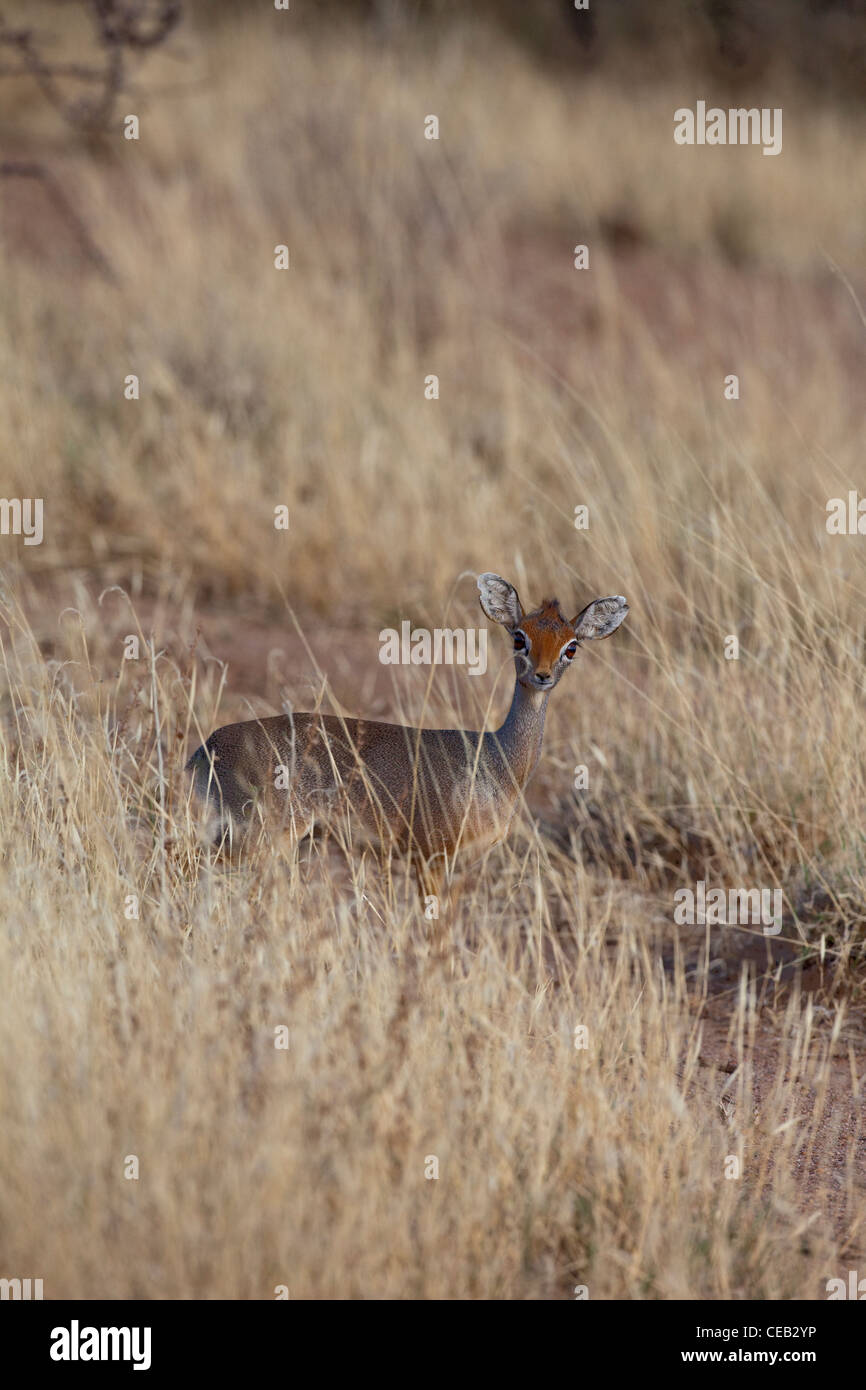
[0,1,182,132]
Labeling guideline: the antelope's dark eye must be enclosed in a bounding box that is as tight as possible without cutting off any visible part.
[513,631,527,651]
[563,641,579,661]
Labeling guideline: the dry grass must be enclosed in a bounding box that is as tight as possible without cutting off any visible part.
[0,6,865,1298]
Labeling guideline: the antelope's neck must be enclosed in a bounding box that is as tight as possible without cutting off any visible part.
[493,679,550,791]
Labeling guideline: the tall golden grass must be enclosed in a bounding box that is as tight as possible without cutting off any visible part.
[0,7,864,1297]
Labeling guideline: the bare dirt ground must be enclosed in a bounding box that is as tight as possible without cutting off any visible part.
[695,1005,866,1255]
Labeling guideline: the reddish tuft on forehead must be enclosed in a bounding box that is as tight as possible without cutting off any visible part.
[526,598,569,630]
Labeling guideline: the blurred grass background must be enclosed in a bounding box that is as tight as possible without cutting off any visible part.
[0,0,864,1298]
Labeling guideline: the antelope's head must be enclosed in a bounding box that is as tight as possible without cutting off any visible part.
[478,573,628,692]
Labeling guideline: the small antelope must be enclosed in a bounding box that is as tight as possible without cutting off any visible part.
[187,574,628,898]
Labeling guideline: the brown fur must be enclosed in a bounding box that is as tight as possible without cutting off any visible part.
[187,576,628,898]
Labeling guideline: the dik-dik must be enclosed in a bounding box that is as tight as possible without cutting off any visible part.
[187,574,628,897]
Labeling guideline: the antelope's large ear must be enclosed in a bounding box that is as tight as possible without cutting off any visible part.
[477,572,524,629]
[572,595,628,642]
